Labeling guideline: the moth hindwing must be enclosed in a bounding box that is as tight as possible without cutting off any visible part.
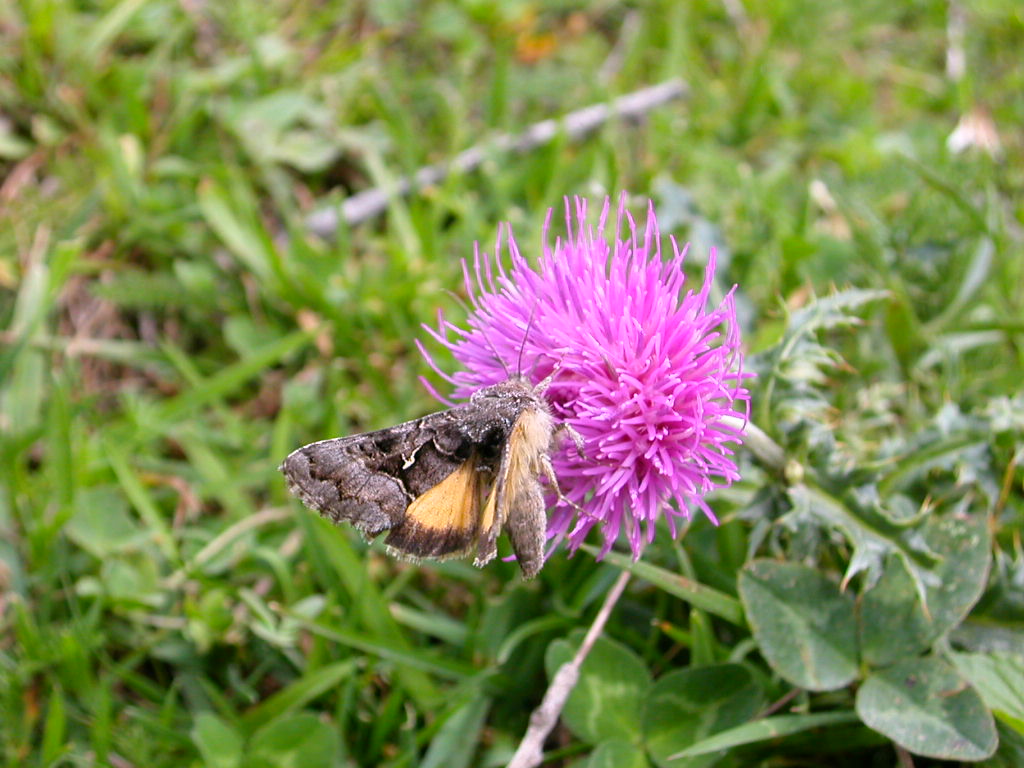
[279,375,563,578]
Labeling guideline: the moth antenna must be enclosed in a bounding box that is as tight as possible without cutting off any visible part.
[438,286,510,382]
[477,321,511,378]
[534,355,565,392]
[516,303,539,378]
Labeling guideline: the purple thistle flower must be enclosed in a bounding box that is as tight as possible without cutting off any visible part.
[419,195,750,560]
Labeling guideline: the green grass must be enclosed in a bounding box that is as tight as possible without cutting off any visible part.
[2,1,1023,766]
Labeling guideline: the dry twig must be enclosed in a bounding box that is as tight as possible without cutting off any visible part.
[307,79,687,238]
[506,570,632,768]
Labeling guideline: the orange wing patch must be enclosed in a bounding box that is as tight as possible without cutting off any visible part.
[480,482,499,533]
[385,456,483,559]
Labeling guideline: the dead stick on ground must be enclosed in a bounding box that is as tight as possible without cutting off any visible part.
[306,79,687,238]
[507,570,632,768]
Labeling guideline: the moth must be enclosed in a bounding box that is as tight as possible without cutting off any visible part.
[279,374,581,578]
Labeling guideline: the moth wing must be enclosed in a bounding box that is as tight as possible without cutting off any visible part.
[279,409,468,538]
[384,455,485,559]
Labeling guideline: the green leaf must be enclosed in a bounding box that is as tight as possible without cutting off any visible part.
[980,721,1024,768]
[241,660,357,734]
[859,555,933,667]
[84,0,148,60]
[669,711,860,758]
[297,515,441,704]
[950,652,1024,727]
[856,657,997,761]
[916,514,991,637]
[271,129,342,173]
[99,554,161,606]
[476,586,567,662]
[420,694,490,768]
[191,712,243,768]
[154,329,312,427]
[739,560,858,691]
[105,441,178,560]
[64,487,145,557]
[754,288,888,430]
[248,713,338,768]
[643,664,764,768]
[586,740,651,768]
[197,177,275,281]
[545,633,651,744]
[785,288,890,338]
[40,684,68,765]
[788,487,991,636]
[586,546,745,626]
[300,614,474,681]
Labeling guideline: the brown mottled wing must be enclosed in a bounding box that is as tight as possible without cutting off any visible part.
[279,408,476,544]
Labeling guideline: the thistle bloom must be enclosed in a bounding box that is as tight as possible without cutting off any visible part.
[420,196,750,559]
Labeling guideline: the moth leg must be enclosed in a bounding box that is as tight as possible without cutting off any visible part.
[539,451,584,515]
[507,482,546,579]
[555,422,585,457]
[474,449,511,568]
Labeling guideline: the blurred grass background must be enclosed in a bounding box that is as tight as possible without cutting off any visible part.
[1,1,1022,766]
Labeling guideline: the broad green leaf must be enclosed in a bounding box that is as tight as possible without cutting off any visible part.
[859,555,933,667]
[271,130,342,173]
[545,633,651,744]
[739,560,858,691]
[100,554,161,607]
[950,652,1024,728]
[980,721,1024,768]
[917,514,991,637]
[191,712,243,768]
[586,740,650,768]
[249,713,338,768]
[669,711,860,758]
[856,657,997,761]
[643,664,763,768]
[788,487,990,637]
[64,487,146,557]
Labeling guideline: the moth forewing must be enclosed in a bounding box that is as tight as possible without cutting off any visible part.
[280,374,564,578]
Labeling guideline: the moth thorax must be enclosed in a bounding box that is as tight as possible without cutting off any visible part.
[513,408,554,467]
